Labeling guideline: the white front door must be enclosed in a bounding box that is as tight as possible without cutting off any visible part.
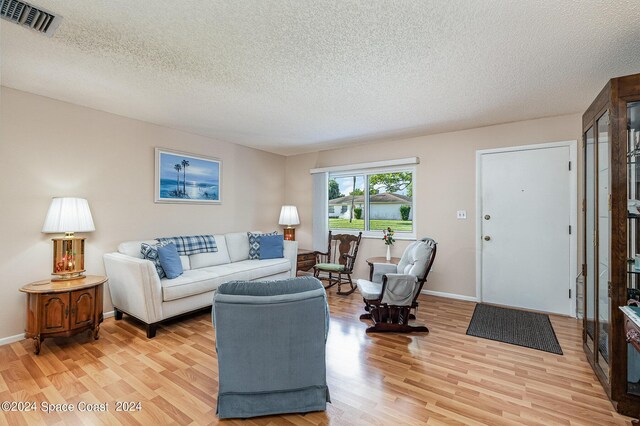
[479,145,572,316]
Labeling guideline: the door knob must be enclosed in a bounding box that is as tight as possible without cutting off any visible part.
[484,215,491,220]
[484,236,491,241]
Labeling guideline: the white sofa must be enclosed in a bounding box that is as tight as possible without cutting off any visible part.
[103,232,298,337]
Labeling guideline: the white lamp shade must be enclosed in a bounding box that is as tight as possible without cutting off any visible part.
[278,205,300,226]
[42,197,95,233]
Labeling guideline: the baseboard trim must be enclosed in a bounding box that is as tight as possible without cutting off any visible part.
[0,333,25,346]
[421,289,478,302]
[0,310,116,347]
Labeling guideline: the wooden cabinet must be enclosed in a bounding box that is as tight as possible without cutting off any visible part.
[70,288,95,329]
[297,249,317,274]
[20,275,106,354]
[582,72,640,418]
[40,293,70,333]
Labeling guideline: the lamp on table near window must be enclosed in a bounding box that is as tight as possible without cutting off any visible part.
[279,205,300,241]
[42,197,95,281]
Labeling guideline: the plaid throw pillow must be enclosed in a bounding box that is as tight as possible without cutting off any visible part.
[247,231,278,259]
[141,242,169,278]
[156,235,218,256]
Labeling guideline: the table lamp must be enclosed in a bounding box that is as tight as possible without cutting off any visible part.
[42,197,95,281]
[279,205,300,241]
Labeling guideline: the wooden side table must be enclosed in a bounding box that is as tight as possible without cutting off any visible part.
[20,275,106,354]
[297,249,317,275]
[365,256,401,280]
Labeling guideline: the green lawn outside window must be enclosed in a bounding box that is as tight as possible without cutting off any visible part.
[329,218,413,232]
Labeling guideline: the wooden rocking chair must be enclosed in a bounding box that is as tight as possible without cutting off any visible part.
[313,231,362,295]
[356,238,437,333]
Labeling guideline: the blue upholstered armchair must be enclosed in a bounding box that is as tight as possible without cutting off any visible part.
[212,276,331,419]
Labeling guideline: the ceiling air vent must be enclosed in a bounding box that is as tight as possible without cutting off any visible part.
[0,0,62,37]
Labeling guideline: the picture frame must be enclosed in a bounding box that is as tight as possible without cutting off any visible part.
[155,148,222,204]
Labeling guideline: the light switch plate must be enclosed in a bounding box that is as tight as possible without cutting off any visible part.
[456,210,467,219]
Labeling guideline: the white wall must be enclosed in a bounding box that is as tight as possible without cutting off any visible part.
[0,87,286,339]
[285,113,582,299]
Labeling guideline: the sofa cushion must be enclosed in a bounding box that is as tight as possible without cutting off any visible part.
[189,235,231,269]
[225,232,251,262]
[161,258,292,302]
[180,256,191,271]
[158,243,183,279]
[162,269,224,301]
[202,258,291,282]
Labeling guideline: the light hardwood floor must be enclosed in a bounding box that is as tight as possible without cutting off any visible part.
[0,293,634,425]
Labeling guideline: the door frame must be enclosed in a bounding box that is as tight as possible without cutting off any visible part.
[475,140,578,317]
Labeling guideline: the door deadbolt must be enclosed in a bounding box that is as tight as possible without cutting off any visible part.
[484,236,491,241]
[484,214,491,220]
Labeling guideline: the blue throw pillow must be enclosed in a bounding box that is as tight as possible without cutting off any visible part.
[258,234,284,260]
[157,243,184,279]
[247,231,277,259]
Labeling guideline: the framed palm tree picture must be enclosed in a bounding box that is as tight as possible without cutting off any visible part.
[155,148,222,204]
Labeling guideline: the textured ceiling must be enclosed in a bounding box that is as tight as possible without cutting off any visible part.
[1,1,639,155]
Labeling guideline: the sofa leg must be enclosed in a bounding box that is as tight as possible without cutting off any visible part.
[114,308,123,320]
[146,323,158,338]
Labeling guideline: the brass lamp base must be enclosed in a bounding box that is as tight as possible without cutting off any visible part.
[51,271,86,282]
[51,235,87,281]
[283,227,296,241]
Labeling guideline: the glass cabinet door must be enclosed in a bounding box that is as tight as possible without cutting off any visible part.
[597,111,610,378]
[628,100,640,396]
[581,73,640,415]
[585,126,596,355]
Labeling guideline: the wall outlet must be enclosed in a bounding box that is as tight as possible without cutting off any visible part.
[456,210,467,219]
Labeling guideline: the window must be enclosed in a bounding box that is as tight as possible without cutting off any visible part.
[328,168,414,237]
[328,175,365,229]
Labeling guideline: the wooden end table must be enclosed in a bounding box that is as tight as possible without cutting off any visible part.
[365,256,401,280]
[297,249,317,276]
[20,275,106,354]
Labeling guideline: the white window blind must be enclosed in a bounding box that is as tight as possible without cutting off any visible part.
[312,172,328,251]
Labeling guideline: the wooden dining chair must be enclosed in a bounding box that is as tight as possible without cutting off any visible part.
[313,231,362,295]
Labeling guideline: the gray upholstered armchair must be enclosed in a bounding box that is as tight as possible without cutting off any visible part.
[356,238,437,333]
[212,276,331,419]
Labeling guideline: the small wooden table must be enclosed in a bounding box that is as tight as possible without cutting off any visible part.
[297,249,317,275]
[365,257,401,280]
[20,275,106,354]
